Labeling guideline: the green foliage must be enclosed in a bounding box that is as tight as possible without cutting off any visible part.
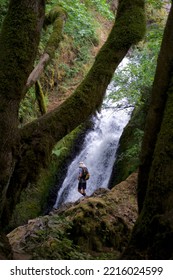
[107,1,167,106]
[146,0,170,9]
[83,0,114,19]
[118,129,144,163]
[109,86,151,186]
[108,24,164,106]
[19,87,45,125]
[18,0,113,124]
[0,0,8,28]
[10,166,55,229]
[1,0,113,126]
[25,215,90,259]
[46,0,94,43]
[46,0,113,43]
[58,62,79,79]
[58,42,91,79]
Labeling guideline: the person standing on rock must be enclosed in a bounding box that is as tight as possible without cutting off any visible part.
[78,161,90,196]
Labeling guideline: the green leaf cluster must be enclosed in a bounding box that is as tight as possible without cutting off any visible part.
[107,1,168,106]
[146,0,170,9]
[30,215,90,259]
[46,0,113,44]
[108,25,164,106]
[83,0,114,19]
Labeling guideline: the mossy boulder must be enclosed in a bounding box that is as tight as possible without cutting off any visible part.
[7,172,138,260]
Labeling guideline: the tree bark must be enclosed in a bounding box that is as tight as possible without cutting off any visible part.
[122,3,173,260]
[137,2,173,212]
[0,0,45,223]
[26,53,49,89]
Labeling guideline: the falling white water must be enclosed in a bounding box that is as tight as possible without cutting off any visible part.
[54,97,132,208]
[54,57,132,208]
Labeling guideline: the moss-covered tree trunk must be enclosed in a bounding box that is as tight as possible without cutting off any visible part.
[0,0,146,230]
[0,0,45,259]
[122,3,173,259]
[0,0,45,222]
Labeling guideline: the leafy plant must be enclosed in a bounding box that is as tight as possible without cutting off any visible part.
[83,0,114,19]
[146,0,170,9]
[19,87,39,124]
[108,24,164,106]
[46,0,113,43]
[106,1,168,106]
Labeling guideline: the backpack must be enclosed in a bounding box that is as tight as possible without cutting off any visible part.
[82,167,90,180]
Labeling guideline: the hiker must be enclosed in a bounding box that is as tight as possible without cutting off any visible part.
[78,161,89,196]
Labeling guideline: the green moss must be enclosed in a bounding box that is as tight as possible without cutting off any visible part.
[45,6,67,58]
[22,215,91,260]
[65,193,131,254]
[35,81,47,115]
[124,80,173,258]
[97,0,146,59]
[8,172,137,260]
[0,1,44,100]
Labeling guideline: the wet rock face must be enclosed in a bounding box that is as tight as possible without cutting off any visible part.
[7,172,138,259]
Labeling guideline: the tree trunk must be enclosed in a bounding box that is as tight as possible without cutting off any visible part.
[122,3,173,260]
[137,3,173,213]
[0,0,45,224]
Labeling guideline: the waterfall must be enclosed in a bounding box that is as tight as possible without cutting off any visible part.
[54,97,132,208]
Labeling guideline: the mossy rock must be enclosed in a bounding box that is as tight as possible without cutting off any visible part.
[7,172,138,259]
